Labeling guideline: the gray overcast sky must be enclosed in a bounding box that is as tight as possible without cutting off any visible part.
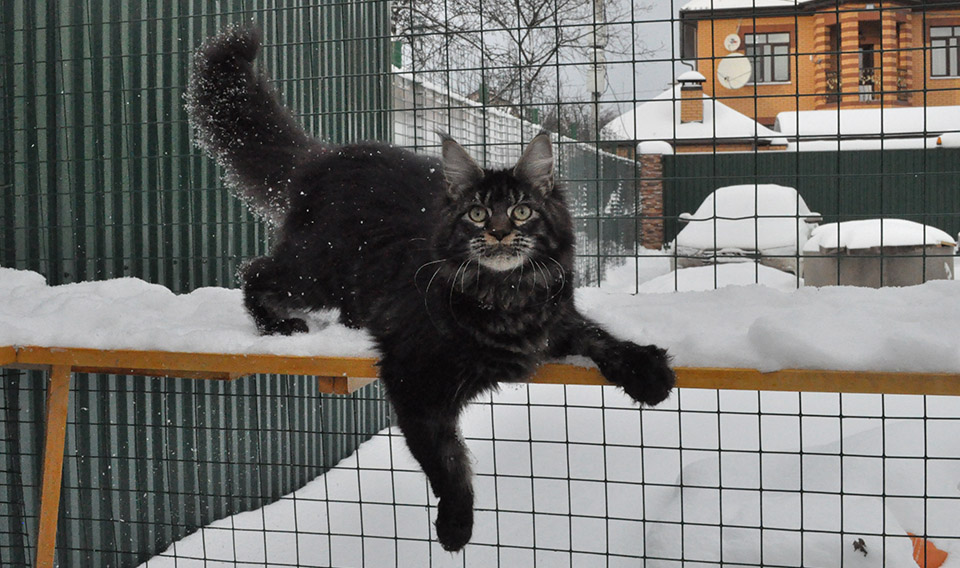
[587,0,688,120]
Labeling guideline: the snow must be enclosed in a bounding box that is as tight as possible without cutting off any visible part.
[775,106,960,139]
[637,140,674,155]
[0,267,376,358]
[137,387,960,568]
[603,86,782,143]
[4,265,958,566]
[3,262,959,375]
[786,137,942,152]
[804,219,957,252]
[674,184,819,253]
[939,132,960,148]
[617,262,802,293]
[677,70,706,82]
[681,0,812,11]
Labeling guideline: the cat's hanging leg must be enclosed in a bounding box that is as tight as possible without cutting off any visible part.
[239,256,310,335]
[393,406,475,551]
[549,309,675,406]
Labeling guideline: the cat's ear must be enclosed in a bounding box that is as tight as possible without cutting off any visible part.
[514,133,554,196]
[441,136,483,197]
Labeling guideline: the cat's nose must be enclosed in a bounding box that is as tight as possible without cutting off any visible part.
[487,227,511,241]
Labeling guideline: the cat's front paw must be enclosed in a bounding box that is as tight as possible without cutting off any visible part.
[599,342,675,406]
[435,497,474,552]
[261,317,309,336]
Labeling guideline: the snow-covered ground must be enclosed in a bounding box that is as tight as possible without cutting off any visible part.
[136,384,960,568]
[3,262,960,567]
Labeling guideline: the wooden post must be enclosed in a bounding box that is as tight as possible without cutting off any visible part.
[34,365,71,568]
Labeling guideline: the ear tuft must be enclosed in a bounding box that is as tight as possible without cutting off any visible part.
[513,133,554,195]
[441,136,483,197]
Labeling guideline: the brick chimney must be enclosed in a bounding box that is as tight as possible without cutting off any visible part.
[678,70,706,124]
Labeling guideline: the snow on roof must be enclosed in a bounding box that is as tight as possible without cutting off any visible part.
[938,131,960,148]
[677,70,706,82]
[604,86,782,143]
[637,140,674,155]
[681,0,811,11]
[788,137,941,152]
[675,184,819,252]
[804,219,957,252]
[775,106,960,139]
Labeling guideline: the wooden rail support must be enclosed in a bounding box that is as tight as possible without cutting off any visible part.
[35,365,71,568]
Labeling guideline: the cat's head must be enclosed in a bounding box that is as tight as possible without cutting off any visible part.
[436,133,574,277]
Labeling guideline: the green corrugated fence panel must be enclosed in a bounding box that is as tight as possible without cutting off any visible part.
[662,149,960,245]
[0,1,392,566]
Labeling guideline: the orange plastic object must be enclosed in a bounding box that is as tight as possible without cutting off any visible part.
[909,533,948,568]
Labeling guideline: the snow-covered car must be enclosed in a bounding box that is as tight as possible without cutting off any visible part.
[671,184,821,275]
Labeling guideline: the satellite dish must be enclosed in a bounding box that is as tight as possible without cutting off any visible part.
[716,54,752,90]
[723,33,741,52]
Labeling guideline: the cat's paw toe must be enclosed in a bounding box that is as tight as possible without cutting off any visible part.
[435,499,474,552]
[262,318,309,336]
[604,343,675,406]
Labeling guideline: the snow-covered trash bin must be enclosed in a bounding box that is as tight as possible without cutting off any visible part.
[672,184,821,275]
[802,219,957,287]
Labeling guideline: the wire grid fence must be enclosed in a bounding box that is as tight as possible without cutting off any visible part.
[1,0,960,566]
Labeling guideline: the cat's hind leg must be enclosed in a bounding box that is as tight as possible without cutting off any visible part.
[239,256,310,335]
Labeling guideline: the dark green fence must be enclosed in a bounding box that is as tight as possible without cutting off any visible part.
[0,1,392,566]
[662,148,960,245]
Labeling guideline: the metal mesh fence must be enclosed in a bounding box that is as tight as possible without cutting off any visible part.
[1,0,960,567]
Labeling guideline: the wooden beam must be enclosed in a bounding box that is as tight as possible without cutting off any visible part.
[13,347,380,392]
[3,345,960,396]
[535,364,960,396]
[0,345,15,366]
[35,365,71,568]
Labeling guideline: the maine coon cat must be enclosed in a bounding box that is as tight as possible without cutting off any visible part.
[186,24,674,552]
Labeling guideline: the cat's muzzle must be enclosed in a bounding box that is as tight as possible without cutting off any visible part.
[475,245,528,271]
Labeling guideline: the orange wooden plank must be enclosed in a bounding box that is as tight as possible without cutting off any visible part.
[532,364,960,397]
[0,345,15,367]
[5,345,960,396]
[674,367,960,397]
[13,346,379,391]
[35,365,71,568]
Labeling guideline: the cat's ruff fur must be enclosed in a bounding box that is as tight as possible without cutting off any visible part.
[186,23,675,552]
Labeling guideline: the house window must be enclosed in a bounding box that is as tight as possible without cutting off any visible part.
[931,26,960,77]
[745,32,790,83]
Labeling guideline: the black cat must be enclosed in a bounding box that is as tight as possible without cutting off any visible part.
[185,24,674,552]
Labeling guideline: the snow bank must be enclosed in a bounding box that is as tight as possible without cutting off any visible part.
[2,265,959,374]
[138,385,960,568]
[804,219,957,252]
[630,262,801,293]
[675,184,819,252]
[0,267,376,358]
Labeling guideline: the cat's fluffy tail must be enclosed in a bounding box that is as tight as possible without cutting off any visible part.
[185,23,320,223]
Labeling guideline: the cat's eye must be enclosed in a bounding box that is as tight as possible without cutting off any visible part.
[467,206,488,223]
[511,204,533,222]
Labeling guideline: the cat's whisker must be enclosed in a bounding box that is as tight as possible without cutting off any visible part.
[424,263,445,302]
[415,258,448,291]
[455,259,471,293]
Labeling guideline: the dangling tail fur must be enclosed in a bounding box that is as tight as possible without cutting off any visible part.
[184,23,321,224]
